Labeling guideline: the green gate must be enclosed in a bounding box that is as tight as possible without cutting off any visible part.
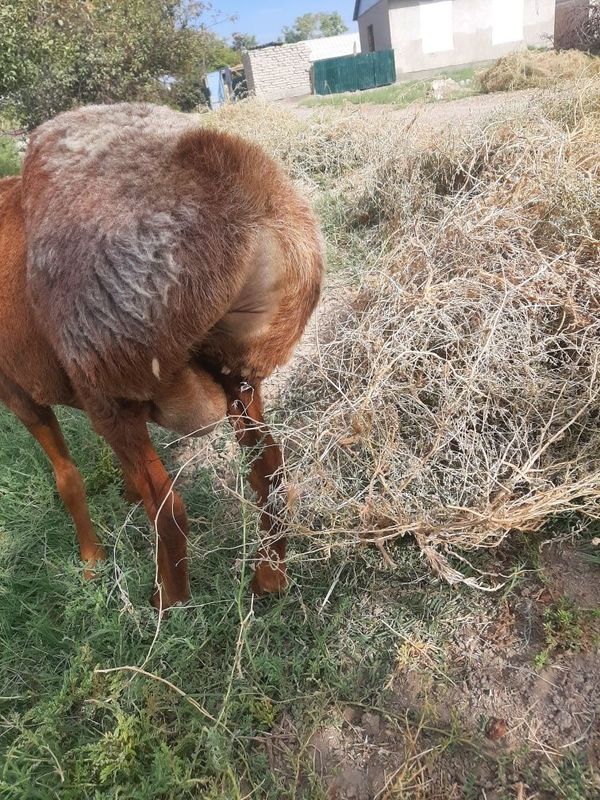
[313,50,395,96]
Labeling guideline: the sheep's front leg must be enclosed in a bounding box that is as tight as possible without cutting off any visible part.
[223,378,287,595]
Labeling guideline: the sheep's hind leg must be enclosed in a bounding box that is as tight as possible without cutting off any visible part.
[81,395,190,610]
[0,373,105,575]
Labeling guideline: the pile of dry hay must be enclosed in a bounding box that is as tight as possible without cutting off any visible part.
[212,80,600,585]
[478,49,600,93]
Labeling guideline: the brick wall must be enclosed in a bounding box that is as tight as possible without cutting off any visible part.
[242,34,362,102]
[242,42,312,101]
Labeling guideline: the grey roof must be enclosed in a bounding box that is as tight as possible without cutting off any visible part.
[354,0,442,20]
[353,0,389,22]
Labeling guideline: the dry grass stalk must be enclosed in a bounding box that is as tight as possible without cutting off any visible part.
[210,79,600,585]
[478,49,600,93]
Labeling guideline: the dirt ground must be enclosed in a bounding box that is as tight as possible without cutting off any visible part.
[264,539,600,799]
[278,88,539,130]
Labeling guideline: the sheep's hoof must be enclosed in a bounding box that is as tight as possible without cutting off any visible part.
[81,546,106,580]
[152,582,191,614]
[250,557,288,596]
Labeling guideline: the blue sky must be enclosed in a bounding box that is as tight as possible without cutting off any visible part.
[205,1,357,45]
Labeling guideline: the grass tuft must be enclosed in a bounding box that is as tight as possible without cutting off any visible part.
[0,137,21,178]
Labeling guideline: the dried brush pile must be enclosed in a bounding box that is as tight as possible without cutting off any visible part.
[213,81,600,584]
[478,49,600,93]
[208,100,386,196]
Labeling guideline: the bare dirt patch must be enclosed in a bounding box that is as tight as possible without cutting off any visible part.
[281,87,539,132]
[541,543,600,610]
[263,540,600,798]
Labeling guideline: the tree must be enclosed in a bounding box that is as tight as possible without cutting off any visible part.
[168,28,238,112]
[318,12,348,38]
[231,32,258,52]
[0,0,235,127]
[282,11,348,43]
[282,13,318,42]
[195,31,238,71]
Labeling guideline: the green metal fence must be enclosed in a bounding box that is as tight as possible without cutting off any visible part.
[313,50,395,96]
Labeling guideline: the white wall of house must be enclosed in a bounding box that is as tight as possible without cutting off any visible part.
[306,32,361,61]
[357,0,556,77]
[357,0,393,51]
[242,33,362,101]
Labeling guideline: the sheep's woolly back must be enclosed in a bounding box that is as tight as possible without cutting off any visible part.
[21,103,323,390]
[23,105,210,361]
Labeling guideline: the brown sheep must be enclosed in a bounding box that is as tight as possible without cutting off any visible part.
[0,103,324,608]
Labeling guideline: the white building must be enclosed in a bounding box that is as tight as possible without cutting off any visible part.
[353,0,556,78]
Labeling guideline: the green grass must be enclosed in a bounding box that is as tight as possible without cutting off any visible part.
[0,137,21,178]
[540,755,600,800]
[0,405,477,798]
[1,409,599,796]
[302,66,477,108]
[578,519,600,566]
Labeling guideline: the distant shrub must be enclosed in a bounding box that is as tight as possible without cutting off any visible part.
[0,0,228,128]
